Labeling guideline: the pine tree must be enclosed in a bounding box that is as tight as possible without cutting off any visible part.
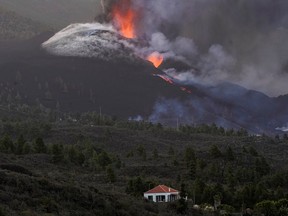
[68,145,78,164]
[185,146,196,167]
[0,134,14,153]
[225,146,235,161]
[15,134,25,155]
[168,146,175,156]
[153,148,159,159]
[249,146,258,156]
[114,155,122,169]
[0,206,5,216]
[23,143,31,154]
[209,145,222,158]
[33,137,47,153]
[177,183,188,214]
[97,151,112,169]
[137,145,145,156]
[188,160,196,180]
[52,144,64,163]
[106,166,116,183]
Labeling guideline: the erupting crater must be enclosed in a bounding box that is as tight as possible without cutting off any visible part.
[112,0,136,39]
[111,0,164,68]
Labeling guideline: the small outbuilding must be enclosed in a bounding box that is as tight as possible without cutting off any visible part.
[144,185,180,202]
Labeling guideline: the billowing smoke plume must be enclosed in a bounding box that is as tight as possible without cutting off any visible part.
[97,0,288,96]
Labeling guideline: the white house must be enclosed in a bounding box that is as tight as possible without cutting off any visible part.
[144,185,180,202]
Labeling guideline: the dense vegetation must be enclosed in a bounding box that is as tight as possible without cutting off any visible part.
[0,104,288,215]
[0,7,49,40]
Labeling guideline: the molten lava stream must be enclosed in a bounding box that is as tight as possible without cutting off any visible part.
[147,52,164,68]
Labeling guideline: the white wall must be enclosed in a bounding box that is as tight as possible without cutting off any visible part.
[144,192,180,202]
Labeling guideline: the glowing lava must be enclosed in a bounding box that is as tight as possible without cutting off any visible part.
[147,52,164,68]
[112,0,136,39]
[155,74,174,85]
[111,0,164,67]
[180,87,192,94]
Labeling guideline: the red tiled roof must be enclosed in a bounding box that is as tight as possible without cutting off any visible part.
[144,185,179,194]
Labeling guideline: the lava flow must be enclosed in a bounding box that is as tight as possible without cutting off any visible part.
[112,0,136,39]
[147,52,164,68]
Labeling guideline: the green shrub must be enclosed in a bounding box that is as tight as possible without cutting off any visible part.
[255,200,277,216]
[0,206,6,216]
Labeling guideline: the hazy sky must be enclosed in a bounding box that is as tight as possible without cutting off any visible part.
[0,0,99,27]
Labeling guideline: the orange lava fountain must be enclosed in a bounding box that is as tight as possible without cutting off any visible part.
[112,0,136,39]
[147,52,164,68]
[111,0,164,67]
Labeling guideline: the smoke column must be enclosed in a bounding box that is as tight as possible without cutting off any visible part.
[100,0,106,13]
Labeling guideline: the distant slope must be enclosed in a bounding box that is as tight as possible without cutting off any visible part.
[0,7,49,40]
[0,0,99,29]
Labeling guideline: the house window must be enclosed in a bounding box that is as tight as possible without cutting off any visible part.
[156,195,166,202]
[148,196,153,201]
[169,194,177,202]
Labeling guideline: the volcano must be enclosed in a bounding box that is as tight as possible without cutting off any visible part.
[0,23,288,134]
[42,23,142,63]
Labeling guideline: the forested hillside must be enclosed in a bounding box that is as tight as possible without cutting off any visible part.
[0,104,288,215]
[0,7,49,40]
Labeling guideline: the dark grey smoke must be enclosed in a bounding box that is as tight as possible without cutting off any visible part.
[98,0,288,96]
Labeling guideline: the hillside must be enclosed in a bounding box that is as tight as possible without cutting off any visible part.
[0,7,49,40]
[0,0,99,29]
[0,106,288,215]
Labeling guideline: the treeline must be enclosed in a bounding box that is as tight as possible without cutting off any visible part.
[0,134,121,183]
[2,102,287,141]
[70,112,252,137]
